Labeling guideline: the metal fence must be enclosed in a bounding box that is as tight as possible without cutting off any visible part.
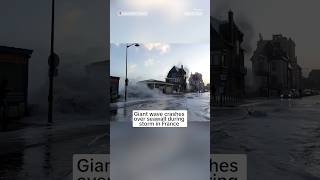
[212,95,242,106]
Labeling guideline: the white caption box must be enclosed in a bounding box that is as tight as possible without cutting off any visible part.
[132,110,187,128]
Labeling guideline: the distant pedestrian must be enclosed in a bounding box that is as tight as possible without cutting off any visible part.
[0,80,9,131]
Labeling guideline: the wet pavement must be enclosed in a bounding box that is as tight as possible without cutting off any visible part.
[0,117,109,180]
[212,95,320,180]
[4,94,320,179]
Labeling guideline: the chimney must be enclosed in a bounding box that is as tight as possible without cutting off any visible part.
[181,65,183,69]
[228,10,234,43]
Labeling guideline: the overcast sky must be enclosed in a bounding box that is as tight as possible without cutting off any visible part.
[211,0,320,76]
[0,0,108,102]
[111,0,210,43]
[111,43,210,90]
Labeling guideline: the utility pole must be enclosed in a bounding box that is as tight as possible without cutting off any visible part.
[48,0,55,124]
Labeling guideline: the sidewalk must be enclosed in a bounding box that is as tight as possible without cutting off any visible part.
[0,113,109,155]
[212,97,275,121]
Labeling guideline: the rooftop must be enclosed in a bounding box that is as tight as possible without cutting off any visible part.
[0,45,33,56]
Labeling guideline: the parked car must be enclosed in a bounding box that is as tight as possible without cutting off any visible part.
[280,89,300,99]
[290,89,300,98]
[303,89,313,96]
[280,90,292,99]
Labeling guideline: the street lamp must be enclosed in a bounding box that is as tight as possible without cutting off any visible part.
[125,43,140,101]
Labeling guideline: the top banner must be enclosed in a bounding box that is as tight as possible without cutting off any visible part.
[110,0,210,43]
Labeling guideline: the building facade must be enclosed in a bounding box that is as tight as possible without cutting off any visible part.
[303,69,320,90]
[0,46,33,116]
[165,65,187,93]
[211,11,247,105]
[251,34,302,96]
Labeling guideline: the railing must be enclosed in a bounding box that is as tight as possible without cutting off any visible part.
[212,95,242,106]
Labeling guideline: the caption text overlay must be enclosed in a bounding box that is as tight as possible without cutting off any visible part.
[132,110,187,128]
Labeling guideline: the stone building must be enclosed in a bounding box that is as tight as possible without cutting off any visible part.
[211,11,247,103]
[0,46,33,116]
[189,72,205,92]
[251,34,302,96]
[165,65,187,93]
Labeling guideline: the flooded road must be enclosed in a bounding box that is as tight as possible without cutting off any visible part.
[212,95,320,179]
[111,92,210,122]
[110,91,210,180]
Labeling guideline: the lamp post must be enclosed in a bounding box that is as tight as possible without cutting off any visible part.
[125,43,140,102]
[48,0,60,124]
[48,0,55,124]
